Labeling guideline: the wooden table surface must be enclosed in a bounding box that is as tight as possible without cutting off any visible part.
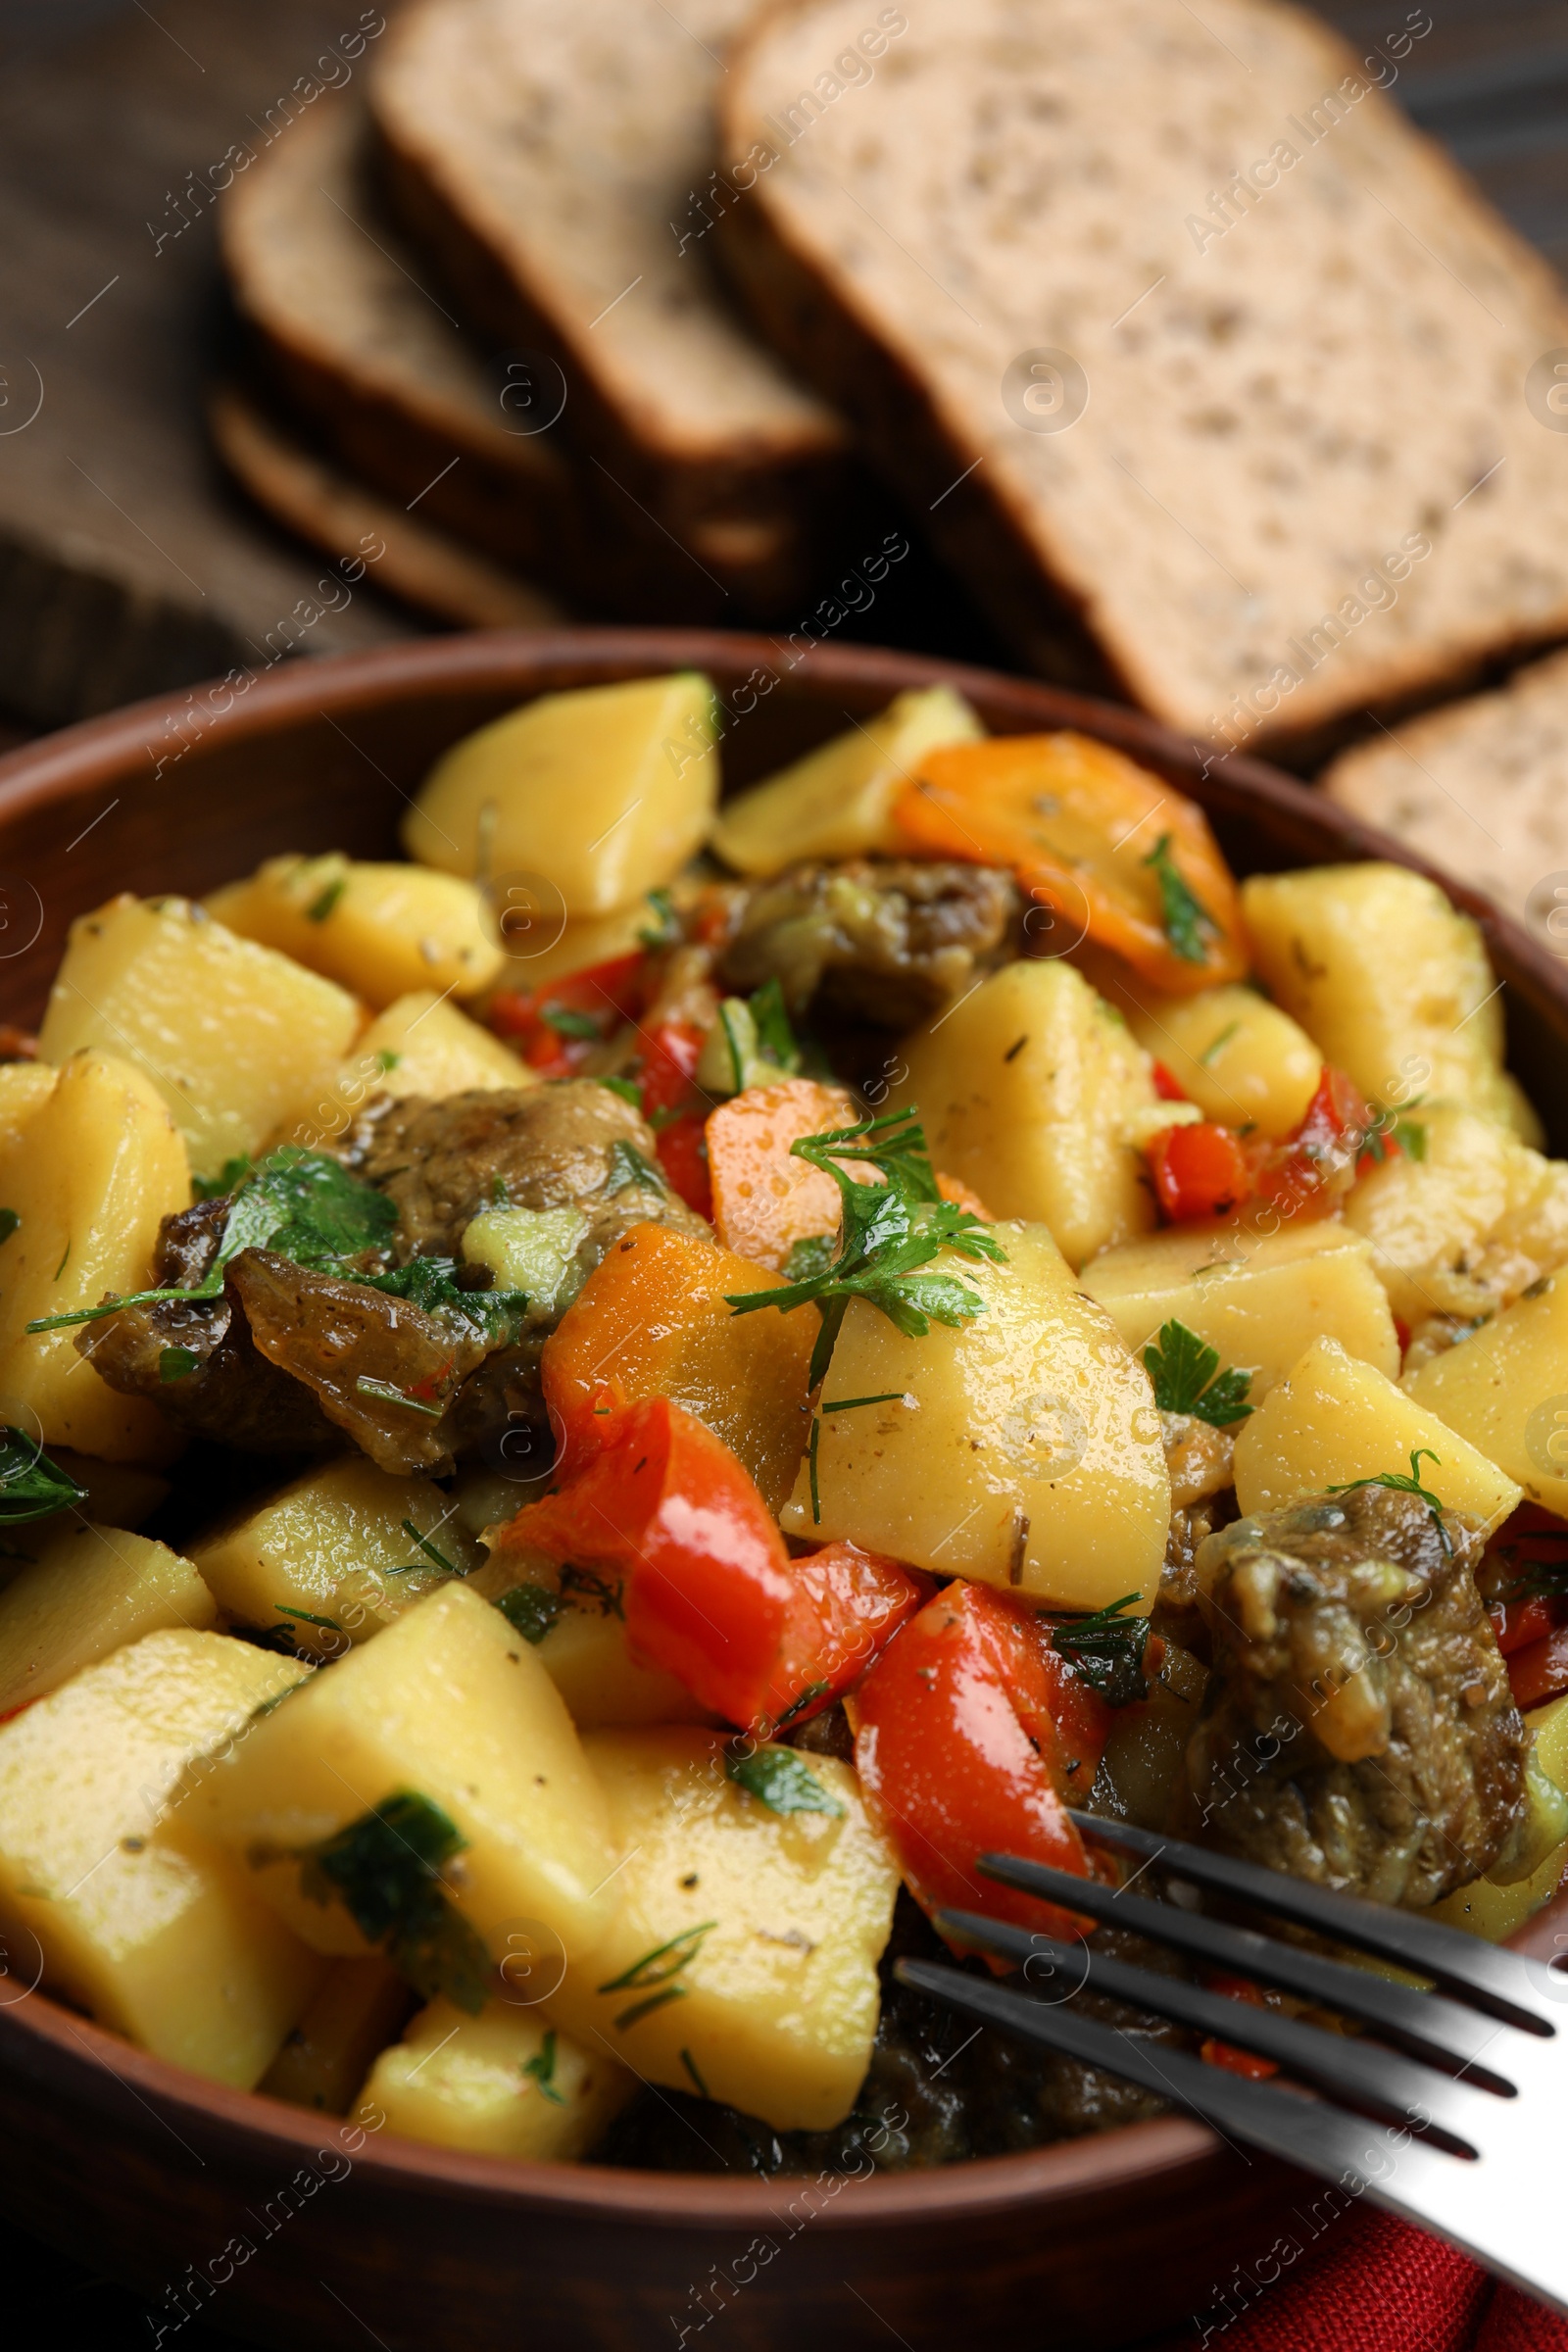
[0,0,1564,2338]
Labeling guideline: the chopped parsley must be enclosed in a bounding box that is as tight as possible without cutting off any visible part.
[192,1153,255,1201]
[307,876,346,923]
[159,1346,201,1383]
[298,1791,491,2013]
[275,1604,340,1632]
[1328,1447,1451,1555]
[599,1075,643,1108]
[679,2046,710,2099]
[25,1147,399,1333]
[0,1428,86,1524]
[725,1744,843,1817]
[598,1921,715,2032]
[782,1232,836,1286]
[1199,1020,1241,1067]
[540,1004,603,1041]
[1143,833,1217,965]
[374,1050,402,1075]
[605,1138,667,1196]
[1142,1318,1253,1427]
[637,887,681,950]
[494,1585,566,1643]
[773,1678,830,1733]
[1051,1593,1154,1707]
[748,978,799,1073]
[400,1518,461,1577]
[820,1391,907,1414]
[356,1256,530,1349]
[522,2028,565,2104]
[726,1106,1005,1389]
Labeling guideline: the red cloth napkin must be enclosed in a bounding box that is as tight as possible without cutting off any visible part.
[1151,2210,1568,2352]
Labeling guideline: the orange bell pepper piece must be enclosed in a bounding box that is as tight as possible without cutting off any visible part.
[895,731,1246,995]
[541,1221,816,1512]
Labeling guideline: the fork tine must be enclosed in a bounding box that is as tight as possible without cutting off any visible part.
[970,1852,1518,2089]
[934,1908,1490,2155]
[1062,1812,1551,2034]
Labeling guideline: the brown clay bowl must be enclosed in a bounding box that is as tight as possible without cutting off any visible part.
[0,629,1563,2352]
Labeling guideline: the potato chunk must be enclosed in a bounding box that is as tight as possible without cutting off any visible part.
[1241,865,1536,1140]
[366,1994,635,2159]
[1233,1336,1521,1533]
[1113,980,1321,1141]
[710,686,983,875]
[404,673,718,912]
[208,854,502,1007]
[191,1456,484,1659]
[37,896,361,1180]
[1406,1272,1568,1517]
[1346,1104,1568,1328]
[283,991,534,1149]
[466,1553,714,1731]
[0,1051,188,1461]
[187,1583,619,1966]
[0,1523,216,1714]
[892,959,1166,1267]
[542,1728,898,2132]
[0,1630,318,2085]
[1079,1219,1397,1400]
[0,1061,54,1154]
[781,1221,1170,1611]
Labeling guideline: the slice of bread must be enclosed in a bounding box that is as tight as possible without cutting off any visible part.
[1322,647,1568,931]
[221,94,579,585]
[368,0,856,617]
[208,381,565,630]
[720,0,1568,749]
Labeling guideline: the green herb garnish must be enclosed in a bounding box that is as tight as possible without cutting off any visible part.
[808,1417,821,1524]
[298,1791,491,2013]
[605,1138,667,1197]
[523,2028,565,2104]
[820,1391,906,1414]
[494,1585,566,1643]
[599,1921,716,2032]
[541,1004,602,1041]
[401,1518,461,1578]
[26,1147,398,1333]
[159,1346,201,1383]
[773,1679,830,1733]
[638,887,680,950]
[1051,1593,1153,1707]
[354,1375,444,1417]
[1199,1020,1241,1067]
[356,1256,530,1349]
[308,876,346,923]
[1328,1447,1451,1555]
[782,1233,836,1285]
[192,1153,254,1201]
[1143,833,1217,965]
[679,2046,710,2098]
[560,1564,625,1619]
[0,1427,86,1524]
[276,1605,340,1631]
[599,1075,643,1108]
[725,1744,844,1817]
[0,1209,17,1245]
[1142,1318,1253,1427]
[375,1050,402,1075]
[727,1106,1005,1388]
[748,978,799,1073]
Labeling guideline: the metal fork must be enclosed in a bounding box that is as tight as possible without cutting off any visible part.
[895,1811,1568,2316]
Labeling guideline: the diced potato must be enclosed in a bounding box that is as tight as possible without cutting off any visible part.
[1241,864,1537,1141]
[1,1452,174,1572]
[1406,1271,1568,1517]
[1092,1638,1208,1830]
[403,674,719,913]
[542,1222,817,1515]
[543,1728,899,2132]
[191,1455,484,1659]
[1233,1335,1521,1533]
[0,1522,217,1714]
[366,1994,635,2159]
[0,1052,188,1462]
[37,895,361,1179]
[466,1553,714,1731]
[208,854,503,1008]
[710,686,984,876]
[0,1629,319,2085]
[1428,1694,1568,1941]
[260,1955,413,2114]
[781,1221,1170,1611]
[0,1061,54,1154]
[1079,1218,1398,1399]
[1346,1104,1568,1328]
[187,1583,620,1966]
[892,959,1164,1268]
[1113,980,1321,1141]
[280,991,534,1150]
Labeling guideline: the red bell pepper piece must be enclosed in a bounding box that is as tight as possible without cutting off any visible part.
[1491,1593,1565,1659]
[636,1016,706,1119]
[853,1581,1097,1946]
[1254,1065,1375,1219]
[1200,1973,1279,2080]
[1148,1120,1254,1222]
[489,953,648,1075]
[1507,1624,1568,1712]
[500,1396,920,1730]
[1151,1060,1190,1103]
[652,1111,711,1218]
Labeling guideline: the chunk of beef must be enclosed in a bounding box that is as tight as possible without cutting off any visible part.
[1185,1486,1527,1906]
[345,1081,709,1267]
[717,859,1022,1028]
[81,1282,341,1456]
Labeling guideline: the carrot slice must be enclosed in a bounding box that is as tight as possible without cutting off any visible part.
[895,731,1246,995]
[705,1077,860,1273]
